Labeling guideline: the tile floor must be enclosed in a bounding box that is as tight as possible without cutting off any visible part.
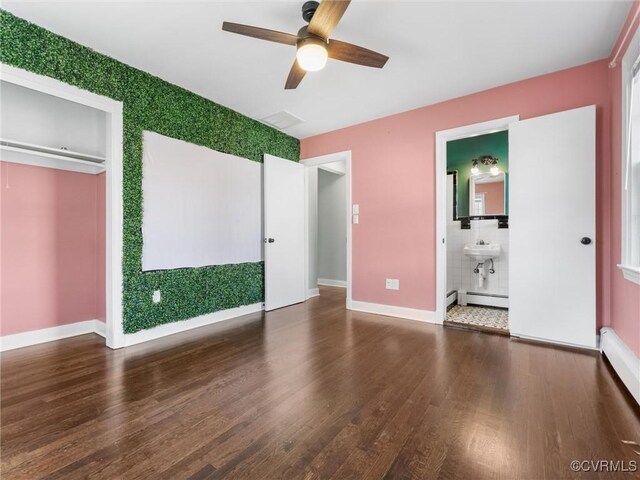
[446,304,509,332]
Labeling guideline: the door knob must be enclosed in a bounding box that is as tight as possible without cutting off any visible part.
[264,238,275,243]
[581,237,592,245]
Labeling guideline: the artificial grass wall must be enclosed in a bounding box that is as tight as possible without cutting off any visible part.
[0,10,300,333]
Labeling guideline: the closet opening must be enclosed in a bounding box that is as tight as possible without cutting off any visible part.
[0,69,123,350]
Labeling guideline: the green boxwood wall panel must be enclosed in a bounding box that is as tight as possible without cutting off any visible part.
[0,10,299,333]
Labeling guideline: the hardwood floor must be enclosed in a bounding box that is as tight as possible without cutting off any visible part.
[2,287,639,479]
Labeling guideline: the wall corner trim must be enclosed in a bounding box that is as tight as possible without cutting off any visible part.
[0,319,105,352]
[349,300,439,324]
[600,327,640,405]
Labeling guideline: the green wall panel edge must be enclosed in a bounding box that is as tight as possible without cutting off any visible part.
[0,10,300,333]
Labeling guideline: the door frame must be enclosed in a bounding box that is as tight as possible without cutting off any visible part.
[300,151,353,309]
[0,63,126,349]
[435,115,519,324]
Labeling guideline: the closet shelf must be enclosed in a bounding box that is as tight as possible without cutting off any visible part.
[0,138,106,174]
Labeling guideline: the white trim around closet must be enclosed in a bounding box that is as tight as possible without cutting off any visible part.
[0,63,126,349]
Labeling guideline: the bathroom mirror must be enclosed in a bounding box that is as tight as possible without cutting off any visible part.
[446,130,509,221]
[469,172,506,216]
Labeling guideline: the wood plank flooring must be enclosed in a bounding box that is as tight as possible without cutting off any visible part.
[1,287,639,479]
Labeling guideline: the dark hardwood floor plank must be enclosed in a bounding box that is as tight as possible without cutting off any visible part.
[1,287,638,479]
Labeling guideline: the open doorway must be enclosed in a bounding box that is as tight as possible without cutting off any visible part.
[301,151,352,307]
[435,116,518,334]
[444,132,510,335]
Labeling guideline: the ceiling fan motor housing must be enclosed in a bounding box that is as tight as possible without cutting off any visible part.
[297,26,327,44]
[302,1,320,23]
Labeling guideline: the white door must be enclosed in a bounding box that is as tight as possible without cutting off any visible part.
[509,105,596,348]
[264,154,306,311]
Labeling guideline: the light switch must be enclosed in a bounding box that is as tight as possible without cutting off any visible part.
[152,290,161,303]
[353,214,359,224]
[352,204,359,215]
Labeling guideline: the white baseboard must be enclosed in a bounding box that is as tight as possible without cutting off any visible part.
[467,293,509,308]
[307,288,320,299]
[350,300,438,324]
[511,333,599,352]
[600,327,640,405]
[317,278,347,288]
[122,302,264,348]
[0,319,105,352]
[94,320,107,338]
[1,303,265,352]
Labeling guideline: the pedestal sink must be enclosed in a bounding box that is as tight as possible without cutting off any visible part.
[463,243,501,261]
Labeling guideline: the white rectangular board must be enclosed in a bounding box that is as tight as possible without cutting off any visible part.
[141,131,263,271]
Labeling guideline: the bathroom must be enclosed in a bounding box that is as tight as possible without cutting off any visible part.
[445,130,509,334]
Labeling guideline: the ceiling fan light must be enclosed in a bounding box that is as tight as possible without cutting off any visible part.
[296,38,328,72]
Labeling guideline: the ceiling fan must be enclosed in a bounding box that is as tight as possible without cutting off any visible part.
[222,0,389,89]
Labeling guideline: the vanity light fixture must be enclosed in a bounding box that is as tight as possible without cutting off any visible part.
[471,155,500,175]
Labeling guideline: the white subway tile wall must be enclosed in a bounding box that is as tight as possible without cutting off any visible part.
[446,219,509,296]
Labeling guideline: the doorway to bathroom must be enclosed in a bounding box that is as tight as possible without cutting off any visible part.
[435,116,518,335]
[436,109,596,348]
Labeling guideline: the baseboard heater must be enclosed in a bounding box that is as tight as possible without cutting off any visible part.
[457,290,508,308]
[446,290,457,307]
[600,327,640,405]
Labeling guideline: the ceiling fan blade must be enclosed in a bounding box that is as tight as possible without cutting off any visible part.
[285,59,306,89]
[222,22,298,46]
[328,40,388,68]
[307,0,351,39]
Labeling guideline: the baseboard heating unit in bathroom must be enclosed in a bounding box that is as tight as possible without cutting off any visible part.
[446,290,457,307]
[457,290,508,309]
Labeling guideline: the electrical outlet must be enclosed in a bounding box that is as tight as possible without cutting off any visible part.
[152,290,161,303]
[385,279,400,290]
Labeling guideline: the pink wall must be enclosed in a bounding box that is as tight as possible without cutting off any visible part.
[302,60,612,325]
[475,181,504,215]
[607,2,640,357]
[0,162,106,336]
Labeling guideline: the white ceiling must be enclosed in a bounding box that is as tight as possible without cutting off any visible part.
[2,1,631,138]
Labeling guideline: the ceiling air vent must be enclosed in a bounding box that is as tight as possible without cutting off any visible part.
[260,110,304,131]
